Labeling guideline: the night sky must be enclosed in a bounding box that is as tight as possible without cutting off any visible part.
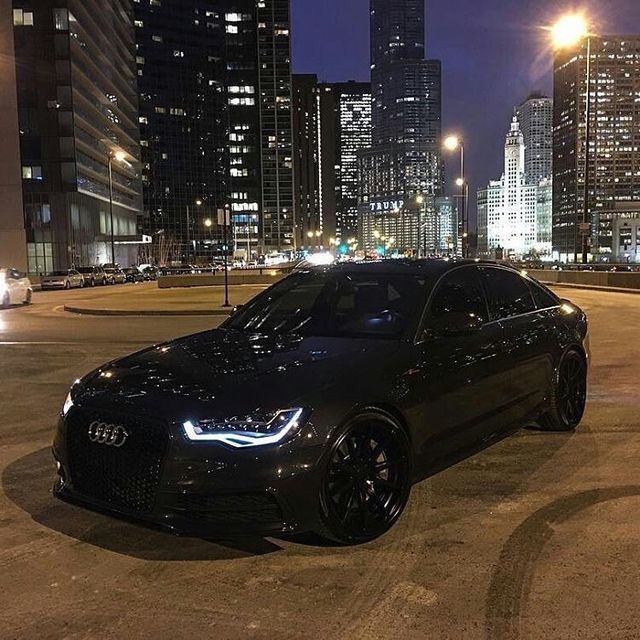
[291,0,638,223]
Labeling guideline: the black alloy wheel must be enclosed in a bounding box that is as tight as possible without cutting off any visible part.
[541,350,587,431]
[318,414,411,544]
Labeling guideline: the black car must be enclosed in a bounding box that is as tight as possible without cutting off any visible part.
[53,260,589,544]
[123,267,146,283]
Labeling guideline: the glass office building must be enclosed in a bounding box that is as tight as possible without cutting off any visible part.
[4,0,142,272]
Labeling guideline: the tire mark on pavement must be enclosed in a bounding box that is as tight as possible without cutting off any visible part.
[484,486,640,640]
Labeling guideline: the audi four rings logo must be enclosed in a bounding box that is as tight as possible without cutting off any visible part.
[87,421,129,447]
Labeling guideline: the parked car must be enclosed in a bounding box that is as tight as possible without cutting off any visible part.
[53,260,589,544]
[103,267,126,285]
[77,266,107,287]
[1,268,32,308]
[140,266,158,281]
[41,269,85,290]
[123,267,145,283]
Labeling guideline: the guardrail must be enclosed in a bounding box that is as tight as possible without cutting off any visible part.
[529,269,640,291]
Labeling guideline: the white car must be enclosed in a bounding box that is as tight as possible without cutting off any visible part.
[1,268,32,308]
[41,269,85,290]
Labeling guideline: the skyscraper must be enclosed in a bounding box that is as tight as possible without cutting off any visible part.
[2,0,142,272]
[477,117,551,259]
[292,77,371,249]
[359,0,442,255]
[516,93,553,185]
[292,74,321,247]
[135,0,293,261]
[322,82,371,242]
[553,35,640,263]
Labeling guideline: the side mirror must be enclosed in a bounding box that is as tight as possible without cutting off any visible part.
[428,312,483,338]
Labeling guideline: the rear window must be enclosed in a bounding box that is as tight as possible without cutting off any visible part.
[481,267,536,320]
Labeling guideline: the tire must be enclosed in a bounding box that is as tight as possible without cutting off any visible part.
[1,292,10,309]
[539,350,587,432]
[316,412,411,544]
[23,290,32,305]
[65,280,71,290]
[90,279,95,287]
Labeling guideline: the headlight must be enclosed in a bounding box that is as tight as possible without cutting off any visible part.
[183,408,307,448]
[62,392,74,417]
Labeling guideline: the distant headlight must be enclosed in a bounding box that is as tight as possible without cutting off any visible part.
[183,408,307,448]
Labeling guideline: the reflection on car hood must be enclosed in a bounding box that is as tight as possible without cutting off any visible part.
[77,328,399,421]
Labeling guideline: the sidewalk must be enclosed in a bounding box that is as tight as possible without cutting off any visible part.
[63,284,268,316]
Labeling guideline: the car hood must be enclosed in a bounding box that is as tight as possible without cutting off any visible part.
[76,328,401,423]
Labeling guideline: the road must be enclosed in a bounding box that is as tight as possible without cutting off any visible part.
[1,286,639,639]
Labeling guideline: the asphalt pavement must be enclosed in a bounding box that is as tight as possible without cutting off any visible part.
[0,285,639,639]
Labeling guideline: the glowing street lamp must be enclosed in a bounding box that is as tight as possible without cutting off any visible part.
[549,12,594,264]
[107,148,129,265]
[550,14,588,49]
[443,134,467,257]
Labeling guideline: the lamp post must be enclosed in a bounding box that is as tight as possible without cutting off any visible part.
[550,13,593,264]
[443,135,468,258]
[107,149,127,265]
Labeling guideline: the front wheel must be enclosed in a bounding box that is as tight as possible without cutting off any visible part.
[539,350,587,431]
[317,413,411,544]
[65,281,71,290]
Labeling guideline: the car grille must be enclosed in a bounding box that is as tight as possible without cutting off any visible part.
[175,492,284,526]
[65,407,169,513]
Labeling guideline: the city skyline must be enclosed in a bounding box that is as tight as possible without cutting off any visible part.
[291,0,639,224]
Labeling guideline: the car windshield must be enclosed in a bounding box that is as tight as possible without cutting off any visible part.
[48,271,68,276]
[77,268,94,273]
[226,270,428,339]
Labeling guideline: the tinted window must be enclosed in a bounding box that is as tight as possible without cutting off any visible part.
[429,267,488,323]
[482,268,536,320]
[529,280,559,309]
[226,271,428,338]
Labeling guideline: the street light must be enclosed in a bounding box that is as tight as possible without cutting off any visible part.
[550,12,593,264]
[107,149,129,265]
[443,135,468,257]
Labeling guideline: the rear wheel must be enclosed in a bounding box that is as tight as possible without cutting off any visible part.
[317,413,411,544]
[540,350,587,431]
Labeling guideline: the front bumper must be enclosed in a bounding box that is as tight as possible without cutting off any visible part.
[52,407,327,537]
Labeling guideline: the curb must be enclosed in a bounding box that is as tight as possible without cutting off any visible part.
[542,282,640,295]
[64,305,233,317]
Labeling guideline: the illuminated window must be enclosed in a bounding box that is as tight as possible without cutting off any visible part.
[13,9,34,26]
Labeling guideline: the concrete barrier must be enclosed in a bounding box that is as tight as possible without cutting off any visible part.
[157,272,286,289]
[529,269,640,291]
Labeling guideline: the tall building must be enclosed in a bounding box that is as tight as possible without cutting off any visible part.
[292,77,371,249]
[2,0,142,272]
[331,82,371,242]
[553,35,640,263]
[359,0,442,255]
[516,93,553,185]
[292,74,321,248]
[477,117,551,259]
[135,0,293,261]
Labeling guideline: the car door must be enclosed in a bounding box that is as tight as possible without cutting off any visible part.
[480,267,552,425]
[410,266,511,468]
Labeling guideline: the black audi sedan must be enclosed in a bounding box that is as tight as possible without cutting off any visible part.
[53,260,589,544]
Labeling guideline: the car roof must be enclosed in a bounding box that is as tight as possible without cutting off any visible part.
[310,258,518,278]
